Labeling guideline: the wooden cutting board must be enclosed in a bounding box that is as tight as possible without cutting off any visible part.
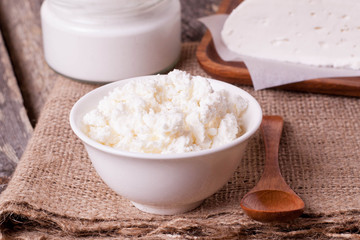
[196,0,360,97]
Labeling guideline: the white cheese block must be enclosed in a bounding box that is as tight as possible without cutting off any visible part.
[221,0,360,70]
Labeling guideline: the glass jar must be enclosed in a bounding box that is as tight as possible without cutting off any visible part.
[41,0,181,82]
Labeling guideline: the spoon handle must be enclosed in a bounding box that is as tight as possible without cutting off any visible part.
[258,115,285,185]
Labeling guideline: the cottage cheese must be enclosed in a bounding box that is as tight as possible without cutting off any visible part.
[82,70,248,154]
[222,0,360,70]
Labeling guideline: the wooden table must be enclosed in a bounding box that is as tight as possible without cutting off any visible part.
[0,0,222,193]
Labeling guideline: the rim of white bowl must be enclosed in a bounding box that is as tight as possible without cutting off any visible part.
[69,75,262,160]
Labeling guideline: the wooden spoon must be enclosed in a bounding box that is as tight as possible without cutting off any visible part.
[240,115,305,222]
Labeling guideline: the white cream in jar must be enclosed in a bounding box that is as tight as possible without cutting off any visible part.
[41,0,181,82]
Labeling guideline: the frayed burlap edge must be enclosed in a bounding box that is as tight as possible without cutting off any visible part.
[1,200,360,239]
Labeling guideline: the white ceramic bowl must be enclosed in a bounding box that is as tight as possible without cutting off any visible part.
[69,75,262,215]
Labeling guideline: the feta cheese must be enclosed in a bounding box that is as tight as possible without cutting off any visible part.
[82,70,248,154]
[222,0,360,70]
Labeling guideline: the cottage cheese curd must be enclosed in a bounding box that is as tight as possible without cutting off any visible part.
[82,70,248,154]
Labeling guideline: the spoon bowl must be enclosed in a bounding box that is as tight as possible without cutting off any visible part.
[240,116,305,222]
[241,190,305,222]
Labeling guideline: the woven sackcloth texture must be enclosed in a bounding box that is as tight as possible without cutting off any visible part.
[0,42,359,239]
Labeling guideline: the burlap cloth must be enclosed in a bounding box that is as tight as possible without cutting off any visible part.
[0,43,359,239]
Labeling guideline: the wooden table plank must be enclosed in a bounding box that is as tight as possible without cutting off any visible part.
[0,0,55,125]
[0,30,33,192]
[181,0,220,41]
